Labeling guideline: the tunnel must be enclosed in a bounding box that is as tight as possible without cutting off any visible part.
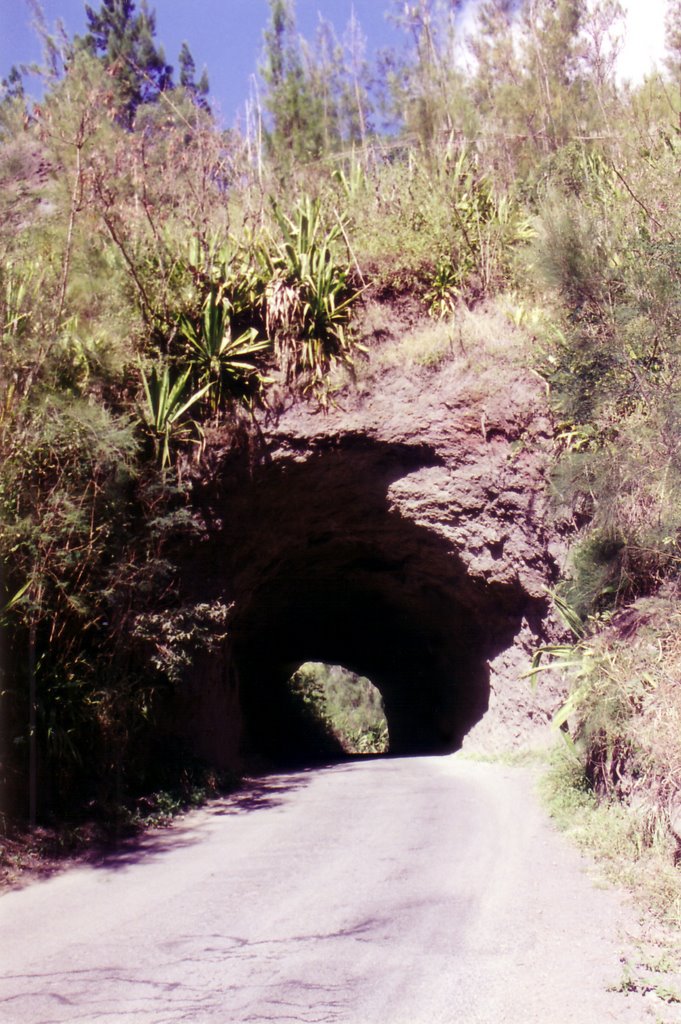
[235,568,491,761]
[188,433,544,767]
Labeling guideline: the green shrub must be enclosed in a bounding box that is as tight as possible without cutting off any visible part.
[533,140,681,615]
[288,663,388,755]
[535,592,681,916]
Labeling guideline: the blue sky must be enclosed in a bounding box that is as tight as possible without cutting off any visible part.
[0,1,403,126]
[0,0,669,127]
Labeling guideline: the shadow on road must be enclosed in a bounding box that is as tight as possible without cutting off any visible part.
[88,766,319,873]
[205,768,315,816]
[92,755,393,870]
[5,756,395,889]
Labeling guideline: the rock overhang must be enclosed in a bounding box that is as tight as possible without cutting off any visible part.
[178,315,567,766]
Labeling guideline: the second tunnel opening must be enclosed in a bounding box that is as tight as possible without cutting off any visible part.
[286,663,389,756]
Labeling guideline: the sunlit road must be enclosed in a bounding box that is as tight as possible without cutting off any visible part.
[1,756,646,1023]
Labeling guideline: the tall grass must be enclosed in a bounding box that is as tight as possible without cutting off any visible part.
[529,140,681,614]
[536,592,681,924]
[339,148,532,310]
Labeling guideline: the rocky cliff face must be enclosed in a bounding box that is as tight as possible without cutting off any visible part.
[177,302,568,767]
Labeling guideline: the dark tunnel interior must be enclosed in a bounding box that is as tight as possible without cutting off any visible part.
[235,569,492,762]
[198,436,539,766]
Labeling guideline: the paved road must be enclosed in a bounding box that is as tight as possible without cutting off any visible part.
[0,756,651,1023]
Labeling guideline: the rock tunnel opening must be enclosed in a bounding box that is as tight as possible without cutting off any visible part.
[235,571,501,764]
[197,436,543,768]
[284,662,389,757]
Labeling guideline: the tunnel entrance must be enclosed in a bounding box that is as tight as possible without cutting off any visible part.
[192,435,547,768]
[234,563,495,764]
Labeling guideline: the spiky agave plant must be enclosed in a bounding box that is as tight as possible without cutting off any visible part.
[179,287,271,412]
[261,196,360,397]
[140,360,210,468]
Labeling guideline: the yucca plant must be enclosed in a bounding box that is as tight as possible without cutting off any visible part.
[184,236,264,322]
[269,194,339,280]
[0,578,30,622]
[261,196,359,396]
[332,156,368,202]
[179,287,271,412]
[140,361,209,469]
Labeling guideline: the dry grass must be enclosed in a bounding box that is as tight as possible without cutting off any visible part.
[542,592,681,930]
[593,596,681,815]
[361,295,539,374]
[542,748,681,931]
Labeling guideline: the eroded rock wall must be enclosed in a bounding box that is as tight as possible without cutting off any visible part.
[179,304,568,764]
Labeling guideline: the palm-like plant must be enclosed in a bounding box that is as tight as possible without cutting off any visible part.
[179,288,271,411]
[140,361,209,468]
[261,197,360,395]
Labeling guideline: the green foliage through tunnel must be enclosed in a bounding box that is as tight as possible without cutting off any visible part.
[287,663,389,756]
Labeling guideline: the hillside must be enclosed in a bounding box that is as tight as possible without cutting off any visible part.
[0,1,680,920]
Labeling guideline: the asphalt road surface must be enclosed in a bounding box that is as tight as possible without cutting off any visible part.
[0,756,654,1023]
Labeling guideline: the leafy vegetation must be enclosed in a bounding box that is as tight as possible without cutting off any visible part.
[530,591,681,945]
[288,663,388,755]
[0,0,373,825]
[542,744,681,929]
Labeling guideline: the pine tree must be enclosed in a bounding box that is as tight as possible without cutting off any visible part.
[515,0,581,150]
[471,0,594,167]
[178,41,210,110]
[469,0,517,110]
[1,66,25,103]
[82,0,173,126]
[260,0,325,162]
[468,0,523,175]
[384,0,470,146]
[342,7,372,145]
[304,17,344,154]
[578,0,624,131]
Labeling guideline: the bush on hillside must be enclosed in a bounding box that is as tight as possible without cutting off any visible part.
[531,139,681,615]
